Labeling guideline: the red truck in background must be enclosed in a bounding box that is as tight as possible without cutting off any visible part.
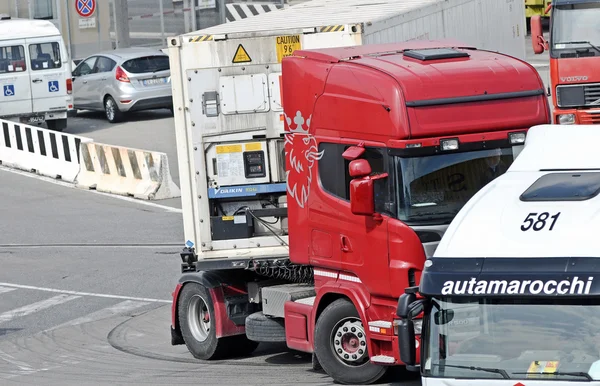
[169,41,550,385]
[531,0,600,124]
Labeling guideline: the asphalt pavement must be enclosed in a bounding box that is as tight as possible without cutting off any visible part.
[0,169,420,385]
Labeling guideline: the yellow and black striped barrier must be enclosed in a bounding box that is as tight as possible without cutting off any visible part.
[319,25,345,33]
[188,35,214,42]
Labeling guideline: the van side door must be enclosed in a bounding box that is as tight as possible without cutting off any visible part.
[26,38,68,115]
[0,40,33,118]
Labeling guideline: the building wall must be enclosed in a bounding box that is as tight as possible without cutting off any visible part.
[0,0,111,61]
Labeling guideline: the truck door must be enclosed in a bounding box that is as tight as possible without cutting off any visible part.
[337,146,391,294]
[26,38,68,115]
[0,40,33,117]
[312,143,391,293]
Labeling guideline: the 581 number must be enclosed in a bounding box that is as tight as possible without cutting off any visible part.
[520,212,561,232]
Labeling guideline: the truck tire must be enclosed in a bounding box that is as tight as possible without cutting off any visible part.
[104,96,123,123]
[178,282,235,360]
[245,311,287,342]
[314,299,388,385]
[46,118,67,132]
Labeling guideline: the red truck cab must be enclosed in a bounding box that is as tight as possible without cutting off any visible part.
[281,41,549,382]
[171,40,550,385]
[531,0,600,124]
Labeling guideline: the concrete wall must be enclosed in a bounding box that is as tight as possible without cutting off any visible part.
[0,0,111,61]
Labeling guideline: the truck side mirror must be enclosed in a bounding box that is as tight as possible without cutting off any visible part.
[530,16,548,54]
[349,159,375,216]
[397,291,425,371]
[348,159,388,216]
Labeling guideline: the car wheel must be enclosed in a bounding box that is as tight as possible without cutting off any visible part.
[104,96,123,123]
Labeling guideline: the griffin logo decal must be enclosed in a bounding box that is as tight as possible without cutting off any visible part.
[284,110,324,208]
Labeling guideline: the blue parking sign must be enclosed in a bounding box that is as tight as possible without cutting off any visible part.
[3,84,14,97]
[48,81,59,93]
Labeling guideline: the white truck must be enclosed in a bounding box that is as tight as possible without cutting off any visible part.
[0,17,73,131]
[397,124,600,384]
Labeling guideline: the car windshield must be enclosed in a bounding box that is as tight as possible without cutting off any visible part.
[395,146,522,224]
[423,297,600,381]
[552,3,600,54]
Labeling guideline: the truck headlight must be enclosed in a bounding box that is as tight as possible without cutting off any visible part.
[508,131,526,144]
[558,114,575,125]
[440,138,459,151]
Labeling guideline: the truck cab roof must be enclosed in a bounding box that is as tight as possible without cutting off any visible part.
[297,42,544,107]
[434,124,600,259]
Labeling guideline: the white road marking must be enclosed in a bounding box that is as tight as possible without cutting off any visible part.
[0,294,81,324]
[0,282,171,303]
[0,286,17,294]
[48,300,150,331]
[0,166,183,214]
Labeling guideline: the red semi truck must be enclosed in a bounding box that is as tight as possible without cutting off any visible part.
[167,39,550,385]
[530,0,600,125]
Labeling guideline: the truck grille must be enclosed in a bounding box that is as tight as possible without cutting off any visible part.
[579,112,600,124]
[556,83,600,108]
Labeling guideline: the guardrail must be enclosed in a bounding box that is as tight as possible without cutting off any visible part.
[75,141,181,200]
[0,119,92,182]
[0,118,181,201]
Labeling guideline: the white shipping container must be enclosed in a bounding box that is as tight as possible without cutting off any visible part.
[167,0,527,259]
[186,0,526,59]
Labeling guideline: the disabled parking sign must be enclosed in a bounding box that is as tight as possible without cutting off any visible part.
[48,81,59,93]
[3,84,14,97]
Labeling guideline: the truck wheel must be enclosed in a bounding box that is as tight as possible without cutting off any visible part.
[104,96,123,123]
[178,282,232,360]
[314,299,388,385]
[46,119,67,132]
[245,311,287,342]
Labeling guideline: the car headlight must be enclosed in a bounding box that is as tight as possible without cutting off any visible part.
[558,114,575,125]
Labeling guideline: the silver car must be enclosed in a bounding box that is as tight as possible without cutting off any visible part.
[71,47,173,123]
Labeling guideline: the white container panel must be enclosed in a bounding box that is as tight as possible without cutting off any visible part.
[363,0,526,60]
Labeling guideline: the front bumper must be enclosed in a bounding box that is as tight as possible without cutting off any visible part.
[554,108,600,125]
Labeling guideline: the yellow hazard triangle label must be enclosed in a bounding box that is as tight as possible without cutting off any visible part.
[232,44,252,63]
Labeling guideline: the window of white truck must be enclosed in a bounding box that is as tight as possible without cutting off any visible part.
[423,298,600,381]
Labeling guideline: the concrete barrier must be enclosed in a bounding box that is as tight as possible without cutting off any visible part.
[75,141,181,200]
[0,119,92,182]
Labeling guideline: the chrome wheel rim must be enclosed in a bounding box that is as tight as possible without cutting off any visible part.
[330,317,369,366]
[187,294,211,342]
[106,99,115,120]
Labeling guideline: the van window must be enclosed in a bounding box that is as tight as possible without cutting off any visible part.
[0,45,26,73]
[29,42,62,71]
[121,56,170,74]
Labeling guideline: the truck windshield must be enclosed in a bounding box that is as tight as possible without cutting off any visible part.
[422,297,600,381]
[552,3,600,55]
[395,145,522,224]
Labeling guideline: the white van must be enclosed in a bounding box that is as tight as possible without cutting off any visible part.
[0,17,73,131]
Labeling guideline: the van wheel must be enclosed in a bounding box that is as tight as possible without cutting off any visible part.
[314,299,388,385]
[104,96,123,123]
[46,119,67,132]
[178,282,235,360]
